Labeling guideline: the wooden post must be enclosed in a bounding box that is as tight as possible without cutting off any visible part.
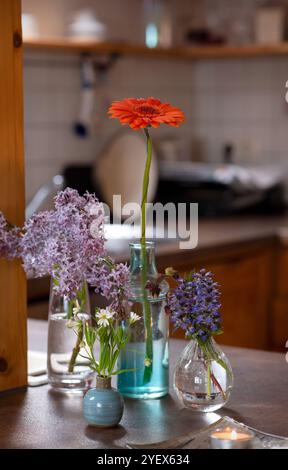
[0,0,27,392]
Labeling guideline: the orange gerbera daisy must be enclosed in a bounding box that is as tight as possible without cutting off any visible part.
[108,97,185,130]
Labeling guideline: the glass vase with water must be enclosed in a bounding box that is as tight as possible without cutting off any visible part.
[117,242,169,399]
[47,278,94,393]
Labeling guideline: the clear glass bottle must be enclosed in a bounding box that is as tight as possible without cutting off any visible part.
[117,242,169,399]
[174,338,233,412]
[47,279,94,393]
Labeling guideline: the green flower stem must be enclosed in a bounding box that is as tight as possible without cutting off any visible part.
[68,321,83,373]
[141,128,153,384]
[199,337,229,401]
[141,128,152,243]
[141,244,153,383]
[206,360,211,398]
[67,285,87,373]
[52,276,87,374]
[67,299,74,320]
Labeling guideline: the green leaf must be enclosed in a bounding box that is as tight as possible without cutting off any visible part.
[213,329,224,336]
[52,277,60,286]
[111,368,137,376]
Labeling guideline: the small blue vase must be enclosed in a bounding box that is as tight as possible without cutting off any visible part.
[83,376,124,427]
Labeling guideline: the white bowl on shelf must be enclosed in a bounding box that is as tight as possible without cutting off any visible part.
[68,10,107,42]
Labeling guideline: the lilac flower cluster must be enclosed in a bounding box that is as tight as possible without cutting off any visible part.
[0,213,21,259]
[166,269,222,342]
[87,258,131,318]
[0,188,131,311]
[20,188,106,298]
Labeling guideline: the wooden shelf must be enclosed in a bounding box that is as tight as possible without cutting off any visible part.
[24,38,288,60]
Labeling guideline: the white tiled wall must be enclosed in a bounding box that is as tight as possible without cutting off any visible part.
[23,52,195,202]
[24,51,288,202]
[191,57,288,166]
[23,0,288,203]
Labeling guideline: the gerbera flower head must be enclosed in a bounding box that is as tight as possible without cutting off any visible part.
[108,97,185,130]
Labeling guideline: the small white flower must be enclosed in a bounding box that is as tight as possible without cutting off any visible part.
[129,312,141,324]
[66,319,78,329]
[72,300,81,316]
[96,308,115,328]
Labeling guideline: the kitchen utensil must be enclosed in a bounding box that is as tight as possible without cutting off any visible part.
[73,56,96,138]
[94,131,158,221]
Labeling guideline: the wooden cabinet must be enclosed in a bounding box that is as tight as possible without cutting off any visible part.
[271,242,288,352]
[202,251,273,349]
[162,241,275,350]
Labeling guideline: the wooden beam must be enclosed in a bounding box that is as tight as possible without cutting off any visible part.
[0,0,27,392]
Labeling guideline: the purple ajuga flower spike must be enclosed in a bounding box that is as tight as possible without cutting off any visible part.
[166,268,222,342]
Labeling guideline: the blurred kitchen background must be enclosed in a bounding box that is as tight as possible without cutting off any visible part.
[22,0,288,352]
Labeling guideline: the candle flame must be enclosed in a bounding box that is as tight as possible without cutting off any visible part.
[231,430,238,440]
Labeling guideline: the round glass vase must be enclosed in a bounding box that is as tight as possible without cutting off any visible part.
[47,278,94,394]
[174,337,233,412]
[117,242,169,399]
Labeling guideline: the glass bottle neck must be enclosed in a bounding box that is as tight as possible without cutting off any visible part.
[129,242,169,300]
[129,242,158,278]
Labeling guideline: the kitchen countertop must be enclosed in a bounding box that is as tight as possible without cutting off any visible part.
[27,214,288,305]
[0,319,287,449]
[105,214,288,260]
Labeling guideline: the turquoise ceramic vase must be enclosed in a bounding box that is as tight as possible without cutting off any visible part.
[83,376,124,427]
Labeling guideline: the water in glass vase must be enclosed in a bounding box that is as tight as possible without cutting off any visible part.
[47,313,93,393]
[117,242,169,399]
[47,279,94,394]
[174,339,233,412]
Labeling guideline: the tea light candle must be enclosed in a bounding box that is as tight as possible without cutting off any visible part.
[210,427,255,449]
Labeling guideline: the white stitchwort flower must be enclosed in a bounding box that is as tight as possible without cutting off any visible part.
[72,300,81,316]
[96,308,115,328]
[129,312,141,324]
[66,319,78,329]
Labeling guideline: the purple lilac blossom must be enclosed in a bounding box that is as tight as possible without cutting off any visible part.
[87,258,131,317]
[1,188,131,311]
[0,213,21,259]
[166,269,222,342]
[20,188,107,298]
